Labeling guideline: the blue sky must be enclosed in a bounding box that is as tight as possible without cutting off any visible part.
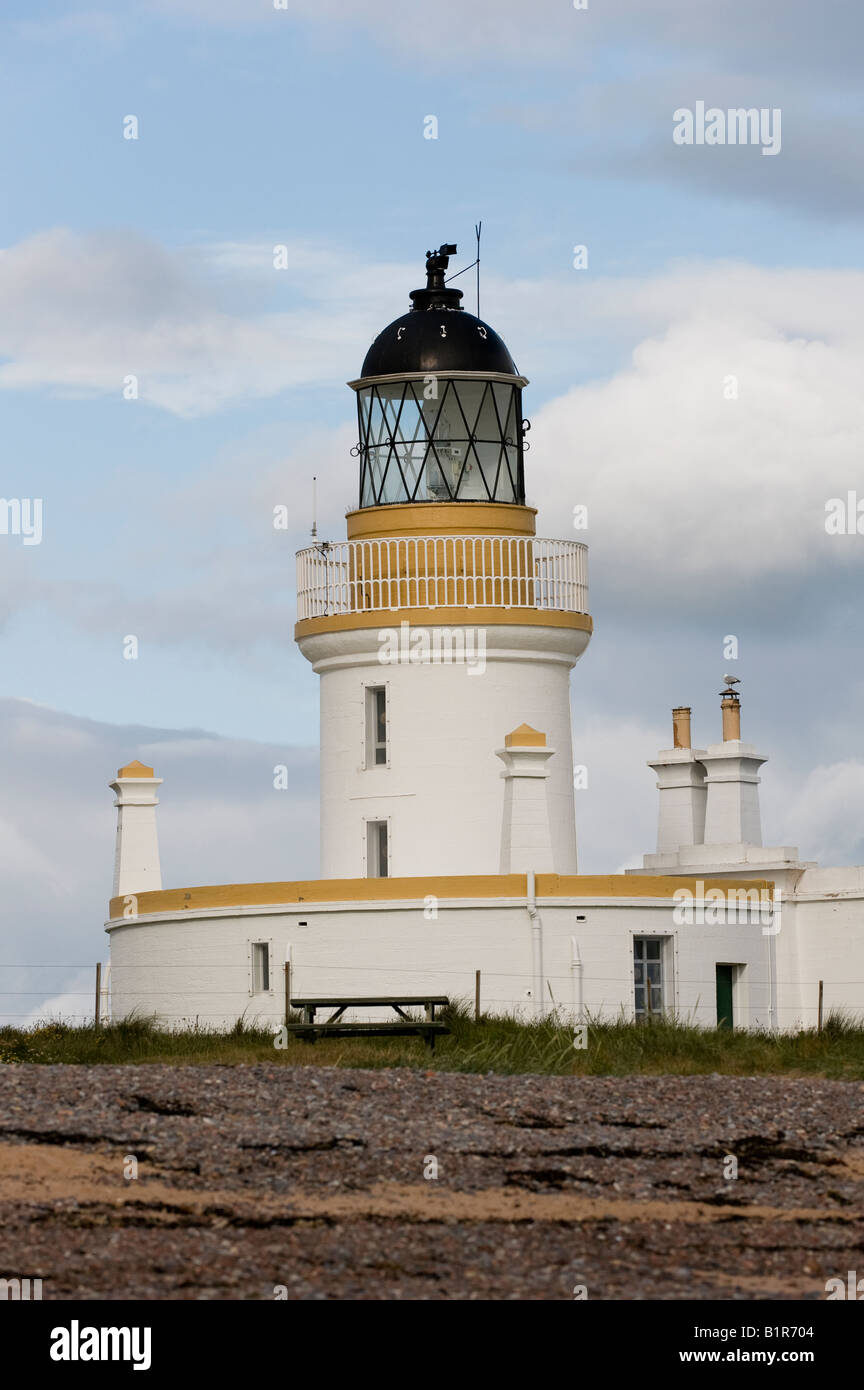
[2,0,863,740]
[2,0,864,1016]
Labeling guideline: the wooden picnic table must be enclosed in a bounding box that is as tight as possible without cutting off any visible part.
[285,995,451,1049]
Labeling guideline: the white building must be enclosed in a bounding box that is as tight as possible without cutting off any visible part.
[105,247,864,1033]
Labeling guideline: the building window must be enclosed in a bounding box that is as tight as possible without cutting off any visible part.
[251,942,270,994]
[365,686,388,767]
[634,938,664,1019]
[367,820,389,878]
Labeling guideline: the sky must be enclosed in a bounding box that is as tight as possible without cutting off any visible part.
[2,0,863,1021]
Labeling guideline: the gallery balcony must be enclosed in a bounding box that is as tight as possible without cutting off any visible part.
[296,534,589,621]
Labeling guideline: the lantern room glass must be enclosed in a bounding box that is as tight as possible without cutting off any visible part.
[357,378,524,507]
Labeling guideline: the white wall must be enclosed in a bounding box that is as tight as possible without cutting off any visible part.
[779,871,864,1028]
[299,623,589,879]
[107,894,778,1031]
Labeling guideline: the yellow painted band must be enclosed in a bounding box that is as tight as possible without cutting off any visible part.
[295,608,593,640]
[109,874,773,920]
[345,502,537,541]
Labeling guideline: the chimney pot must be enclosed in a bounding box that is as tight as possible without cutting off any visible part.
[721,693,741,741]
[672,706,691,749]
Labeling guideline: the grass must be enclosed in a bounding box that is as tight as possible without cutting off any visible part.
[1,1008,863,1077]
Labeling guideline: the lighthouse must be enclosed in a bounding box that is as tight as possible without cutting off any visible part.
[105,242,864,1036]
[295,245,592,880]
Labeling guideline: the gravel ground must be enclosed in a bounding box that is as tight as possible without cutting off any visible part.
[0,1065,861,1300]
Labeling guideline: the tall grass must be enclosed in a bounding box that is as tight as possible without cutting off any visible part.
[1,1007,863,1076]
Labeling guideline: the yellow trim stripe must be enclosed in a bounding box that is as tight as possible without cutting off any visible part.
[109,873,773,920]
[295,608,593,640]
[345,501,537,541]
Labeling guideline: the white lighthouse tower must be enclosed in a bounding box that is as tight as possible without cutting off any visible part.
[295,245,592,879]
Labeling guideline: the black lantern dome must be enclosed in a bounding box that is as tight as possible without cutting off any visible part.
[350,245,527,508]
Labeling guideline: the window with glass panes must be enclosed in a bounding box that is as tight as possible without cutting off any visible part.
[356,377,524,507]
[366,820,389,878]
[251,942,270,994]
[633,938,664,1018]
[365,686,387,766]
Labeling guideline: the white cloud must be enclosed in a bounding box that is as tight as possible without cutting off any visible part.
[145,0,581,62]
[527,262,864,603]
[0,230,387,417]
[0,817,68,894]
[16,971,97,1028]
[574,712,665,873]
[140,0,864,84]
[766,758,864,867]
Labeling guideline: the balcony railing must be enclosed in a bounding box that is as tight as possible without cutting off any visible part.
[296,536,588,621]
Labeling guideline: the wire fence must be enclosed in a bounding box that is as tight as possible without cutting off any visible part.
[1,964,860,1024]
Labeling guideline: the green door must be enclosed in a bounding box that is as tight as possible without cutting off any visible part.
[716,965,734,1029]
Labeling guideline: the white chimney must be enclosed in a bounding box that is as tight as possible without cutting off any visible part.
[496,724,556,874]
[702,694,766,846]
[109,761,163,898]
[648,707,707,852]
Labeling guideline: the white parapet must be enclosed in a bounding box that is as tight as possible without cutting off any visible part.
[109,761,163,899]
[296,534,588,620]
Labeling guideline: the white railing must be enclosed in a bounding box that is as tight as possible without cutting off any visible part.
[296,536,588,620]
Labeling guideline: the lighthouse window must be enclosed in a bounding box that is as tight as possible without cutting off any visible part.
[365,686,388,766]
[367,820,389,878]
[251,942,270,994]
[357,378,524,507]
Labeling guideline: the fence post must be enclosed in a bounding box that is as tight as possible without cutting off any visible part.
[817,979,824,1033]
[284,960,292,1027]
[94,962,102,1032]
[475,970,481,1022]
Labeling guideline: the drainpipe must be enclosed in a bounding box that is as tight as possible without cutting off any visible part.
[527,869,544,1019]
[570,936,583,1025]
[767,896,779,1033]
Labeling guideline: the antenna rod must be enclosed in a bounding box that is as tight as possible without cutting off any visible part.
[311,475,317,541]
[475,221,482,318]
